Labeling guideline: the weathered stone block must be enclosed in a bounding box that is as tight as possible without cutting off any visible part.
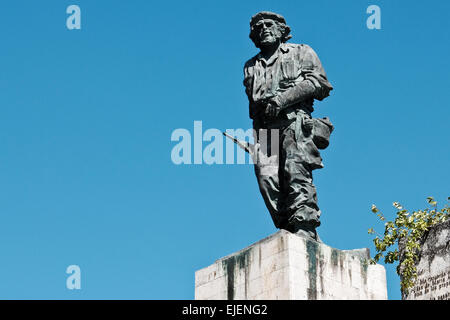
[402,220,450,300]
[195,230,387,300]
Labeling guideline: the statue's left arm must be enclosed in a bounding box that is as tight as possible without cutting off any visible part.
[272,45,333,110]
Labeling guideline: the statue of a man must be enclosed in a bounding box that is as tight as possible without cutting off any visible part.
[243,11,333,241]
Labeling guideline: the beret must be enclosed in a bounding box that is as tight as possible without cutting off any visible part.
[250,11,287,27]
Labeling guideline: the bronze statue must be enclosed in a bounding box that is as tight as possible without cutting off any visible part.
[240,11,334,241]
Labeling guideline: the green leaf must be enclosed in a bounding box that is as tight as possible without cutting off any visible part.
[427,197,437,206]
[393,202,403,210]
[371,205,379,213]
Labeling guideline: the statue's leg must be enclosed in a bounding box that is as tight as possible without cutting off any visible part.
[280,126,321,240]
[254,164,282,228]
[253,127,284,228]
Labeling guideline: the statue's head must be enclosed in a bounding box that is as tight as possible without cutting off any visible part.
[249,11,292,49]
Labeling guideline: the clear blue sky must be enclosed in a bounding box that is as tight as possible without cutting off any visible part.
[0,0,448,300]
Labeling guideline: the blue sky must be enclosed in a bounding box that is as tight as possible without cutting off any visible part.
[0,0,448,300]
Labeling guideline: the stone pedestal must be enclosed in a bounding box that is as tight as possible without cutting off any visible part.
[195,230,387,300]
[403,220,450,300]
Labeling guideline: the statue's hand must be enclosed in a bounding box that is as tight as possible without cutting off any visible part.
[264,99,281,119]
[303,117,314,134]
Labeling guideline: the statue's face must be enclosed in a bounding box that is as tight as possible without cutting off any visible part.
[254,19,282,47]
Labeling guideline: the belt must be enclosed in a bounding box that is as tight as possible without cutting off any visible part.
[254,105,311,130]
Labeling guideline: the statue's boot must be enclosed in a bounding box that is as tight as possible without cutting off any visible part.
[295,228,322,242]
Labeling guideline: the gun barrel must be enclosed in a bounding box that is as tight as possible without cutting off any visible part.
[222,132,253,154]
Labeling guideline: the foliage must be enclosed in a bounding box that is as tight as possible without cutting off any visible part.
[368,197,450,294]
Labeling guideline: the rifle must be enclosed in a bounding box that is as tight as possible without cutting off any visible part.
[222,132,255,157]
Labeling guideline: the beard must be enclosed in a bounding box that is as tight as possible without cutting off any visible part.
[258,36,281,49]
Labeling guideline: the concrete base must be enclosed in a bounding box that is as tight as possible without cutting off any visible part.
[195,230,387,300]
